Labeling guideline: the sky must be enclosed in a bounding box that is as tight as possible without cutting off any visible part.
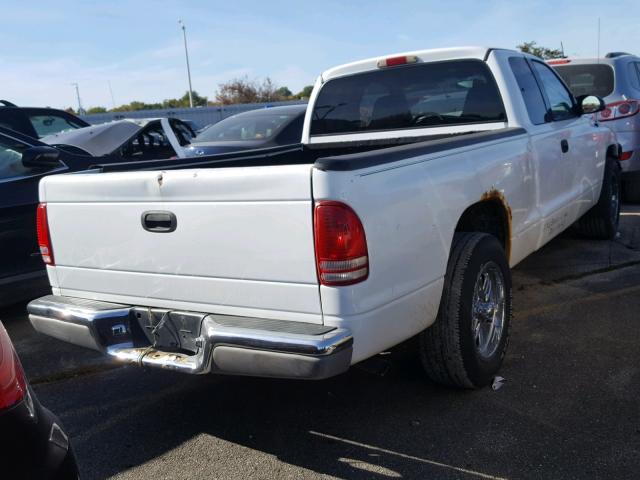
[1,0,639,110]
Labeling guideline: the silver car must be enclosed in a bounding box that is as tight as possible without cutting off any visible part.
[551,53,640,201]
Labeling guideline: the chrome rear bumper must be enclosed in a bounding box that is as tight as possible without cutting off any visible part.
[27,295,352,380]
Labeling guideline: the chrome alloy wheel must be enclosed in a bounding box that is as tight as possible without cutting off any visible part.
[471,261,506,359]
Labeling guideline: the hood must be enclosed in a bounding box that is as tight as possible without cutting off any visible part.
[40,120,147,156]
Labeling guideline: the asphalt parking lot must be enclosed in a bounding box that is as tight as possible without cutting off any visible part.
[3,207,640,480]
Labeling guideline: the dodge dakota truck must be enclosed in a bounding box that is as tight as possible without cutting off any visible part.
[27,47,620,388]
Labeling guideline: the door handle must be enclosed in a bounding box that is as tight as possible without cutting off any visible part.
[561,139,569,153]
[141,211,177,232]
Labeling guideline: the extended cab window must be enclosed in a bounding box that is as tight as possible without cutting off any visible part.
[531,61,576,121]
[310,60,506,136]
[509,57,548,125]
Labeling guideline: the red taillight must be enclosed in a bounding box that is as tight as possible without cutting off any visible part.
[377,55,419,68]
[314,201,369,286]
[597,100,639,121]
[547,59,571,65]
[620,151,633,161]
[36,203,54,265]
[0,324,27,411]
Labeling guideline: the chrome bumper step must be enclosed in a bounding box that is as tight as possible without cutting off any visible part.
[27,295,352,380]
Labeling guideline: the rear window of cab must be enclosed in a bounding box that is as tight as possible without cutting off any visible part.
[310,59,506,136]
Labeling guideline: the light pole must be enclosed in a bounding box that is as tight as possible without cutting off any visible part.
[71,83,84,114]
[178,19,194,108]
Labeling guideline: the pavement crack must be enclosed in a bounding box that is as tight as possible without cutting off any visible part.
[518,259,640,291]
[547,259,640,284]
[30,363,123,385]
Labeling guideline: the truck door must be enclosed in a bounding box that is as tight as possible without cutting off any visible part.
[527,58,583,244]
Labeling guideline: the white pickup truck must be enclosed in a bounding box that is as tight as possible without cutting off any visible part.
[27,47,621,388]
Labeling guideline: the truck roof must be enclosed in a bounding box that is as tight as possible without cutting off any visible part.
[320,46,516,82]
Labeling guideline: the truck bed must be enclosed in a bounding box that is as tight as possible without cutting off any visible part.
[93,128,525,173]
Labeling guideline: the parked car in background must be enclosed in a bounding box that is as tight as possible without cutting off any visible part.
[41,117,196,160]
[0,321,79,479]
[185,104,306,156]
[550,52,640,201]
[27,47,620,389]
[0,125,164,306]
[0,100,89,139]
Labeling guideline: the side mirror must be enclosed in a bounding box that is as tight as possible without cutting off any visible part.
[21,146,62,169]
[577,95,606,115]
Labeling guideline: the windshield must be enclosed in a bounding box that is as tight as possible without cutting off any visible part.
[29,114,87,138]
[195,111,297,142]
[310,60,506,136]
[552,64,615,98]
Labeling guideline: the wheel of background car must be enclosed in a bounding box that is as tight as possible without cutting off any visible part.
[419,232,512,388]
[412,112,446,126]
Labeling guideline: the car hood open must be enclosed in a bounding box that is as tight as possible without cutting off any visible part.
[40,120,153,157]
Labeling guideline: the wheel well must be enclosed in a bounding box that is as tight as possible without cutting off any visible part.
[454,199,511,259]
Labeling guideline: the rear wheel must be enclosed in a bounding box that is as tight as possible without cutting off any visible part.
[574,157,621,239]
[419,232,511,388]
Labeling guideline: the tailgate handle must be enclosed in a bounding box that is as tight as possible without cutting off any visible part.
[141,211,177,233]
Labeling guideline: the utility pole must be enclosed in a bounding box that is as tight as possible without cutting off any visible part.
[108,80,116,109]
[178,19,194,108]
[71,83,84,114]
[597,17,601,61]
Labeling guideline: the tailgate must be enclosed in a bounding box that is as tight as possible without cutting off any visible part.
[40,164,322,323]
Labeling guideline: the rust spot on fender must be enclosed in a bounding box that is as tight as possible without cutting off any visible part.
[480,188,512,263]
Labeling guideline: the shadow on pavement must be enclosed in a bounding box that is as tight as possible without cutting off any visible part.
[10,206,640,479]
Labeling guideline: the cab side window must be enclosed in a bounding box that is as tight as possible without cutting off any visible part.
[0,137,30,180]
[509,57,548,125]
[531,61,576,121]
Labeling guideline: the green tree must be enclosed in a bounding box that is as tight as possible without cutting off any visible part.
[164,91,208,108]
[275,86,292,98]
[87,106,107,114]
[295,85,314,99]
[517,41,565,60]
[215,77,290,104]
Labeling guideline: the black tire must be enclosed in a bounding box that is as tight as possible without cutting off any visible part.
[419,232,511,389]
[574,157,621,239]
[623,178,640,204]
